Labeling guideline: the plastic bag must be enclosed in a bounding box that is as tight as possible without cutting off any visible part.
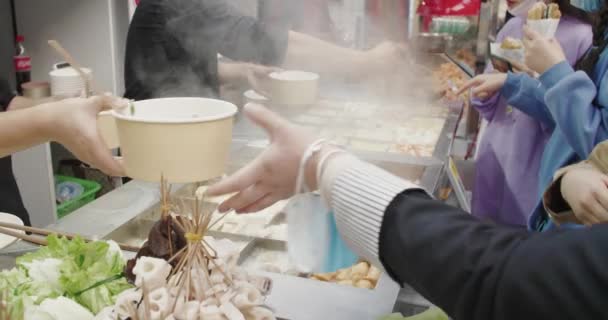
[287,193,358,273]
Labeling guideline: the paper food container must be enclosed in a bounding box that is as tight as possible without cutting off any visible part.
[490,42,525,64]
[268,71,319,106]
[112,97,237,183]
[526,19,560,38]
[97,111,120,149]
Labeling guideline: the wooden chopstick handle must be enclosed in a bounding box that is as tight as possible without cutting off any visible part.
[0,221,139,252]
[0,221,75,237]
[0,227,48,246]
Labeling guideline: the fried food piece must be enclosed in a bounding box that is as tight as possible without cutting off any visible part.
[366,265,382,281]
[548,3,562,19]
[527,2,547,20]
[310,272,335,282]
[335,268,352,281]
[351,262,370,278]
[500,37,523,50]
[355,279,375,289]
[337,280,354,286]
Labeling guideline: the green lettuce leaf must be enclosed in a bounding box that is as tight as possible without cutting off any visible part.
[2,235,133,318]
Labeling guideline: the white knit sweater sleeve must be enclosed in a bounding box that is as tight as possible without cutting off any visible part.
[320,153,423,266]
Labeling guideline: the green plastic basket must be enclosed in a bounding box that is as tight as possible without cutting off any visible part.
[55,175,101,219]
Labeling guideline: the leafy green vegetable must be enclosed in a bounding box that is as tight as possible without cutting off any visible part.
[0,235,133,319]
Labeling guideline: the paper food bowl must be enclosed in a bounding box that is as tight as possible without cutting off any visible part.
[112,98,237,183]
[268,71,319,106]
[97,111,120,149]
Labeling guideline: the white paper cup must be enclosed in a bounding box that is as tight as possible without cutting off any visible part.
[527,19,560,38]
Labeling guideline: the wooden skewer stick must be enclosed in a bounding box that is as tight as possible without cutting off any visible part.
[48,40,97,97]
[0,226,48,246]
[0,221,140,252]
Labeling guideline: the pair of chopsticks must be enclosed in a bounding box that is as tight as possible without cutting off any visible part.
[0,221,140,252]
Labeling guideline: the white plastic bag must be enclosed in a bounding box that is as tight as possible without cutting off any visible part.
[286,192,330,273]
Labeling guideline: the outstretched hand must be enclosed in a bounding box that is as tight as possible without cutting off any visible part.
[207,104,317,213]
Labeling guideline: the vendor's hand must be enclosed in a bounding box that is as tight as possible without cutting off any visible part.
[523,26,566,74]
[207,104,318,213]
[561,167,608,225]
[457,73,507,99]
[219,62,279,93]
[44,95,127,176]
[246,64,281,97]
[364,42,408,73]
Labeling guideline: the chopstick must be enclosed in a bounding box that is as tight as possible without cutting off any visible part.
[0,221,140,252]
[48,40,98,97]
[0,226,48,246]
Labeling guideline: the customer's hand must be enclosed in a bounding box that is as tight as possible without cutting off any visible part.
[207,104,319,213]
[561,166,608,225]
[523,26,566,75]
[457,73,507,99]
[44,95,127,176]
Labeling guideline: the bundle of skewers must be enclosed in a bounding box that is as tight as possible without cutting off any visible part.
[98,178,276,320]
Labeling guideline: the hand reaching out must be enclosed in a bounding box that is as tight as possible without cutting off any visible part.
[207,104,319,213]
[457,73,507,100]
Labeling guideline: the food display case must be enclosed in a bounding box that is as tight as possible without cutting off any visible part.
[0,53,470,319]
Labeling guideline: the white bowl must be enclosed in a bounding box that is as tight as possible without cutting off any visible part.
[0,213,24,249]
[112,98,237,183]
[268,71,319,106]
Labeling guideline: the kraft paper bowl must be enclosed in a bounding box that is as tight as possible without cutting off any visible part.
[268,71,319,106]
[112,97,237,183]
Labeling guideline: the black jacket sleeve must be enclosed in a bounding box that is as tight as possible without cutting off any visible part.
[167,0,289,66]
[380,190,608,320]
[0,79,15,111]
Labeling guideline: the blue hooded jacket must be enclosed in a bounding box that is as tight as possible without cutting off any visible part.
[504,40,608,230]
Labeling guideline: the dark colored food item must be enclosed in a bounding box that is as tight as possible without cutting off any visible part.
[124,215,187,283]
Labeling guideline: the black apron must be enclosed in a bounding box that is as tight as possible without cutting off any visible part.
[0,78,31,226]
[0,156,30,226]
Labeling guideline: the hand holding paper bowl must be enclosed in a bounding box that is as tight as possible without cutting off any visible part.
[111,97,237,183]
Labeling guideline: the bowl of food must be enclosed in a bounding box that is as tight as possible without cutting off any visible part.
[267,70,319,106]
[112,97,237,183]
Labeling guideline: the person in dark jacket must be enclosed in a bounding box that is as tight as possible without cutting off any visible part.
[124,0,404,100]
[208,104,608,320]
[0,79,30,226]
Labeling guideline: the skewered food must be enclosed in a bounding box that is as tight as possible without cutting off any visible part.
[113,179,276,320]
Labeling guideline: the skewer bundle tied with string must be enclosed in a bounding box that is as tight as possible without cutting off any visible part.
[110,179,276,320]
